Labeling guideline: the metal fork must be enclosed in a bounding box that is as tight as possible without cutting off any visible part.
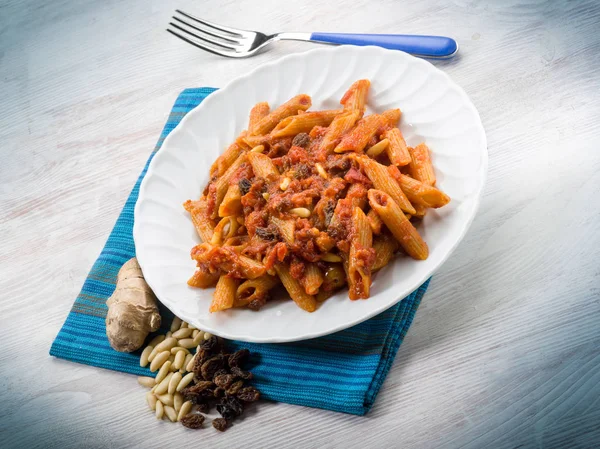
[167,10,458,59]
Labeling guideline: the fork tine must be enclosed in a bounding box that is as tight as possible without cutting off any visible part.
[166,28,246,59]
[175,10,251,37]
[168,22,239,51]
[172,17,242,46]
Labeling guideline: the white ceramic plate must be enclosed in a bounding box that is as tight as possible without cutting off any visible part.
[134,45,487,343]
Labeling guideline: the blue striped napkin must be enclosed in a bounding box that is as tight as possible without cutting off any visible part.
[49,88,429,416]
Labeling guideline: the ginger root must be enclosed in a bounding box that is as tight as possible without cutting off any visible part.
[106,257,161,352]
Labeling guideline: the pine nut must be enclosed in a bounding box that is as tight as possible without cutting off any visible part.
[187,324,197,330]
[155,372,174,395]
[185,353,196,372]
[149,351,171,372]
[180,321,188,329]
[140,346,153,368]
[173,351,186,370]
[154,337,178,353]
[137,376,155,388]
[315,163,328,179]
[192,329,199,338]
[164,405,177,422]
[170,346,190,355]
[155,361,172,384]
[147,392,158,411]
[155,400,164,420]
[203,332,213,340]
[157,393,174,407]
[280,177,291,190]
[262,192,270,201]
[147,335,165,348]
[366,138,389,158]
[174,393,183,413]
[168,372,182,395]
[250,144,265,153]
[165,331,172,338]
[147,346,159,363]
[177,401,193,422]
[172,328,193,339]
[170,317,182,332]
[321,253,342,262]
[290,207,311,218]
[192,331,204,346]
[177,338,196,349]
[151,384,158,393]
[176,372,194,392]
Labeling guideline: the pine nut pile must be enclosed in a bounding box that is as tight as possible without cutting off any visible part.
[138,317,214,424]
[138,317,260,431]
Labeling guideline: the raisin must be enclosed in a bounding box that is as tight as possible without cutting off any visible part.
[217,396,244,420]
[255,226,279,241]
[214,387,226,398]
[292,133,310,148]
[293,163,312,179]
[324,201,336,226]
[231,366,253,380]
[226,380,244,396]
[212,368,229,380]
[248,297,268,310]
[214,373,236,388]
[238,178,252,195]
[212,418,228,432]
[237,386,261,403]
[200,335,222,353]
[181,381,215,403]
[196,403,210,414]
[180,413,205,429]
[201,355,225,381]
[228,349,250,368]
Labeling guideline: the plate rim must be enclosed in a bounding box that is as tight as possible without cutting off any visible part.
[133,45,488,343]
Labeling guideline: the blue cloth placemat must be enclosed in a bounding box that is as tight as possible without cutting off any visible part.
[49,88,429,416]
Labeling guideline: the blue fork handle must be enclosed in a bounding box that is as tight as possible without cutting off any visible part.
[309,33,458,59]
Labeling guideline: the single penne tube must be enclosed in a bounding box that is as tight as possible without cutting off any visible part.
[248,102,270,130]
[366,138,389,158]
[334,114,384,153]
[247,151,279,178]
[275,263,317,312]
[210,216,239,245]
[408,143,436,185]
[367,189,428,260]
[367,208,384,235]
[300,263,324,295]
[340,79,370,115]
[210,142,244,178]
[187,265,219,288]
[270,215,295,244]
[183,196,214,242]
[348,207,374,300]
[372,234,398,271]
[381,108,401,128]
[384,128,411,166]
[236,254,267,279]
[249,94,312,136]
[397,173,450,208]
[270,109,344,138]
[234,275,279,307]
[355,155,416,214]
[213,153,247,217]
[209,276,238,313]
[218,184,242,217]
[318,110,361,157]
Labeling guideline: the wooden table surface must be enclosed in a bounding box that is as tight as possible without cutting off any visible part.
[1,0,599,447]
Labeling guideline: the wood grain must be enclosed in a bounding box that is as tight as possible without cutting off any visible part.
[1,0,599,448]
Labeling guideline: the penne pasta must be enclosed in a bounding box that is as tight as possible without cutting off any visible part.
[318,110,361,158]
[367,208,384,235]
[249,94,312,136]
[187,265,219,288]
[213,152,246,218]
[270,215,295,244]
[384,128,411,166]
[210,142,244,178]
[396,173,450,208]
[408,143,436,185]
[381,108,401,128]
[247,151,279,178]
[270,109,343,138]
[218,184,243,217]
[248,102,270,130]
[183,196,214,243]
[334,114,384,154]
[209,275,238,313]
[340,79,370,115]
[372,234,398,271]
[300,263,324,295]
[348,207,374,300]
[234,274,279,308]
[355,155,416,214]
[368,189,428,260]
[211,216,239,245]
[275,263,317,312]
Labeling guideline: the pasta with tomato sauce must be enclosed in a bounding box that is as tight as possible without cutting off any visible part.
[185,79,450,312]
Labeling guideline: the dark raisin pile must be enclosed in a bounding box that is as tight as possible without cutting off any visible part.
[179,337,260,431]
